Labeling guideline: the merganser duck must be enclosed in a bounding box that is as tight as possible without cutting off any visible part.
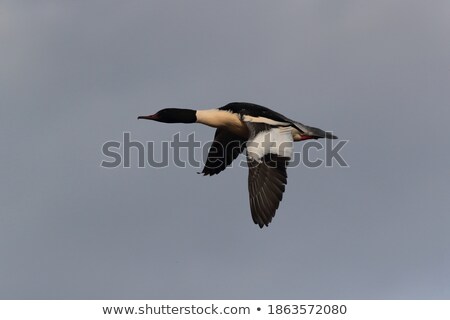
[138,102,337,228]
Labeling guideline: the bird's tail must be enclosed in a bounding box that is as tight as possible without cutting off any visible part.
[293,122,338,139]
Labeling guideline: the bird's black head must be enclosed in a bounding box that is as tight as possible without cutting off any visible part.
[138,108,197,123]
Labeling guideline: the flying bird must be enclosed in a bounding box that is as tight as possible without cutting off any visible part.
[138,102,337,228]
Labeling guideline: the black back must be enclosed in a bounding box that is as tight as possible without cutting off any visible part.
[219,102,294,124]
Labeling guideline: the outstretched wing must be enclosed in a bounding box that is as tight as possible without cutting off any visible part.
[200,128,246,176]
[248,154,289,228]
[245,122,294,228]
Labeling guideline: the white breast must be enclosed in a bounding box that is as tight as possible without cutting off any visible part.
[196,109,249,137]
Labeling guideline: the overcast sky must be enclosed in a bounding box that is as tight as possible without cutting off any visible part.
[1,0,450,299]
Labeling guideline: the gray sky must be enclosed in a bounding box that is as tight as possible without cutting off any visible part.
[1,0,450,299]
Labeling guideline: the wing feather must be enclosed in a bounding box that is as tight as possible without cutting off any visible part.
[248,155,289,228]
[201,129,246,176]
